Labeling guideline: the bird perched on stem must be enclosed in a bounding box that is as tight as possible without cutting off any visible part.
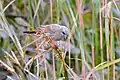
[24,24,69,72]
[23,24,69,41]
[24,24,70,72]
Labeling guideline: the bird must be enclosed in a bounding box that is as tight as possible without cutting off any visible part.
[23,24,69,41]
[24,24,69,72]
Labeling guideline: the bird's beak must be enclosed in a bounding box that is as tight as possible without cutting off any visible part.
[64,34,68,40]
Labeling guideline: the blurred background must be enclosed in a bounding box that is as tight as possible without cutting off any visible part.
[0,0,120,80]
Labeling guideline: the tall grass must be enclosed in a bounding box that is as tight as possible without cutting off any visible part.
[0,0,120,80]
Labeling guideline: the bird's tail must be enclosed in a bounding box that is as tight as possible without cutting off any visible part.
[23,31,36,34]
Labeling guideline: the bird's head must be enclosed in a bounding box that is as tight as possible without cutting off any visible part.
[59,25,69,40]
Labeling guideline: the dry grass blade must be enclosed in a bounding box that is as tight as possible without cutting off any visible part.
[23,36,42,49]
[0,60,15,73]
[2,0,15,13]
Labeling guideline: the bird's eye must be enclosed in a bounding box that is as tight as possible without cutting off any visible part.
[62,31,66,35]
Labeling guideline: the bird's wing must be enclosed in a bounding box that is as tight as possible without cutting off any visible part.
[37,24,61,34]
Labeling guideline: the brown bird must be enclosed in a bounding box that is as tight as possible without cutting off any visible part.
[23,24,69,41]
